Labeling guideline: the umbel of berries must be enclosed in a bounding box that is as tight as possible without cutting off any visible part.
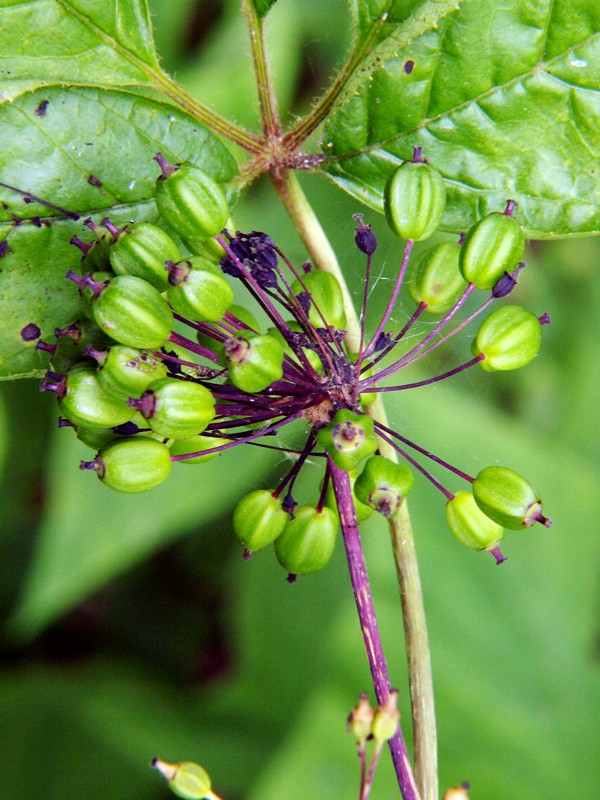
[40,150,551,572]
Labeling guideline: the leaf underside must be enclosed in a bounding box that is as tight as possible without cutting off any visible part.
[0,86,238,379]
[323,0,600,238]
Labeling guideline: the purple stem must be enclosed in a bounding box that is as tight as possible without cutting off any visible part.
[363,239,414,360]
[328,457,421,800]
[359,354,485,393]
[368,284,477,385]
[166,331,221,364]
[374,420,475,484]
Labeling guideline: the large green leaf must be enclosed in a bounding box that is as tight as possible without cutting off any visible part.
[322,0,600,238]
[0,0,159,102]
[7,426,275,640]
[0,86,237,379]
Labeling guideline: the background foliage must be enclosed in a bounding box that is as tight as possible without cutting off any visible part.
[0,1,598,798]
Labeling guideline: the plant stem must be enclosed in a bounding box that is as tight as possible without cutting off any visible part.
[151,70,263,153]
[274,170,438,800]
[329,458,420,800]
[242,0,281,139]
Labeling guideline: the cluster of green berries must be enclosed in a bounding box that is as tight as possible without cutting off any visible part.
[37,146,550,576]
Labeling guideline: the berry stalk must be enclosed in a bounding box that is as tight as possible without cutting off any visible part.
[329,456,421,800]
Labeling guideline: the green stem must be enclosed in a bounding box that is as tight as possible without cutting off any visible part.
[283,15,387,149]
[151,69,263,153]
[242,0,281,139]
[273,170,438,800]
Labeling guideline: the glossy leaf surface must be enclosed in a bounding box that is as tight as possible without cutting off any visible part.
[323,0,600,238]
[0,0,159,102]
[0,86,237,379]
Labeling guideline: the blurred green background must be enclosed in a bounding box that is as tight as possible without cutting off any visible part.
[1,1,598,798]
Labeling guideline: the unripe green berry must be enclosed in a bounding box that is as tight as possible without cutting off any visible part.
[446,490,505,556]
[459,211,524,289]
[155,156,229,244]
[59,362,134,429]
[92,275,173,349]
[224,333,284,393]
[135,377,215,439]
[170,434,229,464]
[354,455,414,517]
[233,489,289,552]
[76,426,118,450]
[371,690,400,743]
[473,466,551,529]
[274,505,338,576]
[408,241,467,313]
[291,271,346,330]
[78,271,114,317]
[109,223,180,291]
[316,409,378,472]
[90,436,171,493]
[473,305,542,371]
[96,345,168,400]
[385,159,446,241]
[167,260,234,322]
[151,758,213,800]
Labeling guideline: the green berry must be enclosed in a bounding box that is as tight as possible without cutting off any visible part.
[274,505,339,575]
[170,434,229,464]
[473,466,551,529]
[109,223,180,291]
[354,455,414,517]
[135,377,215,439]
[316,409,378,472]
[87,436,172,493]
[92,275,174,349]
[291,271,346,330]
[446,490,505,556]
[459,211,524,290]
[151,758,212,800]
[59,362,134,429]
[473,305,542,371]
[167,258,234,322]
[154,155,229,244]
[384,158,446,241]
[96,345,168,400]
[224,332,284,393]
[232,489,289,552]
[408,241,467,313]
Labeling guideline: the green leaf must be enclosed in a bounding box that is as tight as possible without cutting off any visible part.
[322,0,600,238]
[0,85,237,380]
[6,427,275,641]
[0,0,159,102]
[252,0,278,19]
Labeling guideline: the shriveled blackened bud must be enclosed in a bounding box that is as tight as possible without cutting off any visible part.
[492,262,526,298]
[353,214,378,255]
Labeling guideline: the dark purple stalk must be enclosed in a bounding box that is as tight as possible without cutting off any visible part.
[328,457,421,800]
[368,284,477,385]
[374,420,475,484]
[359,354,485,393]
[362,239,414,360]
[167,331,221,364]
[170,414,298,461]
[363,302,427,373]
[374,429,454,501]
